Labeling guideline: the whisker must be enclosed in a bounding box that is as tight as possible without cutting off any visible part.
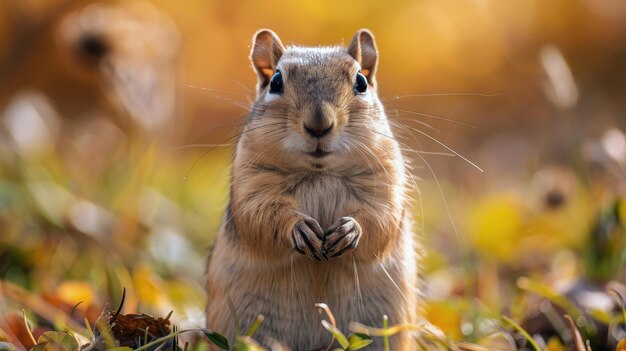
[183,122,286,178]
[184,119,249,147]
[376,255,409,303]
[396,109,477,128]
[172,143,234,150]
[232,80,254,95]
[400,149,455,157]
[185,149,216,180]
[345,133,393,186]
[400,125,483,172]
[346,139,383,194]
[386,120,457,158]
[414,150,461,238]
[181,83,249,96]
[181,83,252,111]
[389,92,502,99]
[361,123,483,173]
[352,256,365,320]
[290,255,308,322]
[239,127,291,171]
[388,116,440,133]
[349,119,439,161]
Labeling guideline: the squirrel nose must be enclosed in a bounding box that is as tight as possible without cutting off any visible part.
[304,122,334,138]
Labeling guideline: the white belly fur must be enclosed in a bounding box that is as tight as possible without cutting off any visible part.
[293,174,349,229]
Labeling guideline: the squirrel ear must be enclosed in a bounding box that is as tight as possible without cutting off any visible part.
[250,29,285,88]
[348,29,378,86]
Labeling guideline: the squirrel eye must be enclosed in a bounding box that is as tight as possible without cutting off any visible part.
[354,72,368,94]
[269,71,283,94]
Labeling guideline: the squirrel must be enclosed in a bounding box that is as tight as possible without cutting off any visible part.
[206,29,419,350]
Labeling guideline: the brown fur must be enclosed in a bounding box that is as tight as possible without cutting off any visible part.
[206,29,419,350]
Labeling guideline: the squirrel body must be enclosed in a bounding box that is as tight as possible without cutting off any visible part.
[206,29,418,350]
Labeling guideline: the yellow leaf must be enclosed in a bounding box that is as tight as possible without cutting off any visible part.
[476,332,516,351]
[424,300,462,340]
[545,336,565,351]
[57,281,96,307]
[132,265,163,307]
[467,194,523,263]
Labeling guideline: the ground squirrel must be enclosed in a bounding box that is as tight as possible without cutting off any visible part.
[206,29,419,350]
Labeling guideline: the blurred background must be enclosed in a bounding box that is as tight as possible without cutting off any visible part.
[1,0,625,349]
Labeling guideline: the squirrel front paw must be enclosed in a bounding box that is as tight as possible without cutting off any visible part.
[323,217,361,258]
[291,216,327,261]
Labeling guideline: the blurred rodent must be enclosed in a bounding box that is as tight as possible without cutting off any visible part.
[206,29,419,350]
[0,0,180,140]
[0,0,180,177]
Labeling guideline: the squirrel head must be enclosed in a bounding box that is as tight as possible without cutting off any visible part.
[240,29,394,172]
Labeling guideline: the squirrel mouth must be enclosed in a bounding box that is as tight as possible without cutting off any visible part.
[308,147,331,158]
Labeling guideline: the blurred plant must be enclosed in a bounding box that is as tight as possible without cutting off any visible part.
[583,199,626,284]
[1,0,181,133]
[516,197,626,350]
[540,44,578,111]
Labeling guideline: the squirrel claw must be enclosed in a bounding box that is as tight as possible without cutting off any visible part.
[323,217,361,258]
[291,216,325,261]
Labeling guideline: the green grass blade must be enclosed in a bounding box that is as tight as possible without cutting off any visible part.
[244,315,265,338]
[322,320,349,349]
[383,315,389,351]
[501,316,540,351]
[203,330,230,350]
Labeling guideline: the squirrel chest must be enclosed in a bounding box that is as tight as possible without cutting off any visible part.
[289,173,363,229]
